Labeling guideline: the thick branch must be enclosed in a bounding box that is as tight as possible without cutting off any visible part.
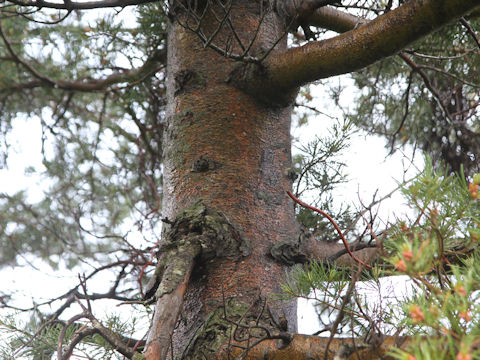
[236,0,480,104]
[270,228,378,268]
[229,334,412,360]
[273,0,340,28]
[304,6,362,33]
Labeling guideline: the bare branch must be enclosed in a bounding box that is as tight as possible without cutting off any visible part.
[304,6,362,33]
[323,269,360,360]
[5,0,156,10]
[89,316,140,359]
[460,17,480,49]
[398,52,453,122]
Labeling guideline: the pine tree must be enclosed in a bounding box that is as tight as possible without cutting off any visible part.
[0,1,479,359]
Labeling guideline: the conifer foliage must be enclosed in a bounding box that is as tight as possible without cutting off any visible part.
[0,1,479,359]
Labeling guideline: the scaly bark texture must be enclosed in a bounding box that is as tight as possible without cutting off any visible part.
[144,1,480,358]
[151,2,299,357]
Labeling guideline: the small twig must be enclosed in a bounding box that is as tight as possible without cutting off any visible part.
[57,313,87,360]
[0,21,57,86]
[398,52,453,122]
[323,269,360,360]
[389,71,413,154]
[287,190,372,269]
[460,17,480,50]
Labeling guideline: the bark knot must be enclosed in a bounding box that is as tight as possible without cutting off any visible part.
[228,62,298,107]
[191,155,220,172]
[144,200,250,301]
[269,226,311,265]
[174,69,205,96]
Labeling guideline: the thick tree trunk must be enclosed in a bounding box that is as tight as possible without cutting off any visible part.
[148,2,299,358]
[143,1,480,358]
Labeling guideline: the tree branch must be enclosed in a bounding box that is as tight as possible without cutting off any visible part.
[229,333,412,360]
[5,0,156,10]
[144,261,196,360]
[0,22,166,92]
[287,190,372,269]
[236,0,480,104]
[304,6,362,33]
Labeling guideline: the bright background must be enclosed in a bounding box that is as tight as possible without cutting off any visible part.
[0,75,422,339]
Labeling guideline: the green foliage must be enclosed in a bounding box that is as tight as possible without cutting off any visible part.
[0,4,168,267]
[282,261,351,298]
[386,160,479,267]
[1,311,69,359]
[347,19,480,176]
[285,162,480,358]
[386,251,480,360]
[292,119,354,242]
[385,163,480,360]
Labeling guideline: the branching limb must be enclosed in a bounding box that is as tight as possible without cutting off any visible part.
[287,190,372,269]
[236,0,480,103]
[398,52,453,122]
[55,276,144,360]
[0,21,166,92]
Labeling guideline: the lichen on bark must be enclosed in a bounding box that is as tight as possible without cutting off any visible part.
[144,200,251,301]
[181,297,290,359]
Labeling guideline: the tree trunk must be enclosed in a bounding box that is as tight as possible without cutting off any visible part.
[149,2,299,358]
[143,1,480,358]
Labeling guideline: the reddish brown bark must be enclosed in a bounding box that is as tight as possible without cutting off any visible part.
[156,2,299,357]
[144,1,480,358]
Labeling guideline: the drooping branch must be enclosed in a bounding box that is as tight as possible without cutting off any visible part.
[0,22,166,92]
[235,0,480,104]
